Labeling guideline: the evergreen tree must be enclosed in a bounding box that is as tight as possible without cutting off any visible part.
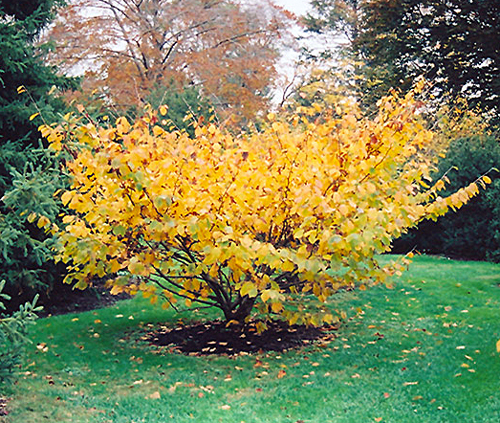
[0,0,76,301]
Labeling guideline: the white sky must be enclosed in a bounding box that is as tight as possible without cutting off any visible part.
[272,0,312,16]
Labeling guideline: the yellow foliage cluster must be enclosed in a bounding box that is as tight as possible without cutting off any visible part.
[39,90,489,326]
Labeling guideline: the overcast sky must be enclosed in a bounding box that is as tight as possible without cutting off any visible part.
[272,0,311,16]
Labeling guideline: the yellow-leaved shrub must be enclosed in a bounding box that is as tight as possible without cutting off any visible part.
[39,89,489,326]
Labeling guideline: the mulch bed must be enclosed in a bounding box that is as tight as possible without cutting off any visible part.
[144,319,339,355]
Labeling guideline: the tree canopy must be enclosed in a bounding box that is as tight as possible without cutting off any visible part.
[45,0,292,127]
[306,0,500,116]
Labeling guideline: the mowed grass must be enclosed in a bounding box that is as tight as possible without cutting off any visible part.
[4,255,500,422]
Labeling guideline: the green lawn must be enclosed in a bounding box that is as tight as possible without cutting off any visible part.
[4,255,500,422]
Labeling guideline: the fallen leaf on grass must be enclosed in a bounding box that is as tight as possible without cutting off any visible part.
[148,391,161,400]
[413,396,423,401]
[36,343,48,353]
[375,418,383,422]
[277,370,286,379]
[383,392,390,399]
[200,385,214,393]
[403,381,418,386]
[221,405,231,410]
[496,340,500,353]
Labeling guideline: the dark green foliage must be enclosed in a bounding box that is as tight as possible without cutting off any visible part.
[0,0,63,37]
[145,83,215,136]
[306,0,500,118]
[0,0,76,298]
[393,135,500,261]
[0,280,41,384]
[0,149,68,293]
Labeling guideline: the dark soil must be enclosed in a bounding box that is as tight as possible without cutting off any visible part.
[144,319,339,355]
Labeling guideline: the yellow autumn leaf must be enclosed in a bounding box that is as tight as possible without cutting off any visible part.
[37,215,50,228]
[110,285,124,295]
[271,302,283,313]
[128,260,146,275]
[261,290,271,303]
[434,180,445,191]
[116,116,131,133]
[61,191,73,206]
[240,281,257,297]
[109,260,122,273]
[153,125,165,137]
